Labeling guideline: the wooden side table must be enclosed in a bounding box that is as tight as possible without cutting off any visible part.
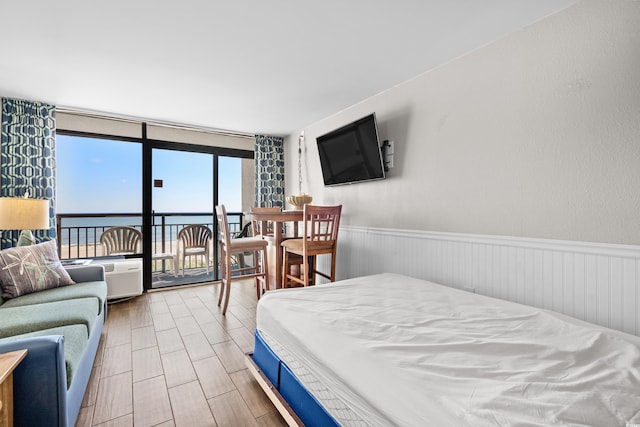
[0,350,27,427]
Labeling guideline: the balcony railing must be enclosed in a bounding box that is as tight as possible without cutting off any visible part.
[55,212,245,275]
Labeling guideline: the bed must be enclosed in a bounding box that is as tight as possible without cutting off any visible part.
[246,273,640,426]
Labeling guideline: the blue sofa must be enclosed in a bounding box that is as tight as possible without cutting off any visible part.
[0,265,107,427]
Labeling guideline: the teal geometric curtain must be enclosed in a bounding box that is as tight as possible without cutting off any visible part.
[1,98,56,248]
[254,135,285,208]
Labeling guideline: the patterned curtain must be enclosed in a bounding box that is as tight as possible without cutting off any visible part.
[254,135,284,208]
[1,98,56,248]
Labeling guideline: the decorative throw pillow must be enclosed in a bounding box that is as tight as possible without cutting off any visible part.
[0,240,75,299]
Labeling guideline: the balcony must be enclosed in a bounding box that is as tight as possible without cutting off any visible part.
[56,212,246,288]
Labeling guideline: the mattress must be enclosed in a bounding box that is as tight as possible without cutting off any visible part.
[256,273,640,427]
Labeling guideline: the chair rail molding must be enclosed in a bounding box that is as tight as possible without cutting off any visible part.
[317,225,640,337]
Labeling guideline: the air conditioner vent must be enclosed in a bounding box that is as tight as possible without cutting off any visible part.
[94,259,143,300]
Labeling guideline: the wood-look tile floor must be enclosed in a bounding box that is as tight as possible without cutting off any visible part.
[75,279,287,427]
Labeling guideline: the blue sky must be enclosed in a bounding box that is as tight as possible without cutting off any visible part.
[56,135,242,214]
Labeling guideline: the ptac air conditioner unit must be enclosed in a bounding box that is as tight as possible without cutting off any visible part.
[99,259,143,300]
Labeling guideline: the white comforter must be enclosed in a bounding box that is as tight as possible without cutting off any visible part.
[257,273,640,427]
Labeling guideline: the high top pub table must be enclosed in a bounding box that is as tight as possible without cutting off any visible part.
[250,209,304,290]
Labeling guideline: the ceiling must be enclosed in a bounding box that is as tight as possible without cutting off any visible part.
[0,1,576,136]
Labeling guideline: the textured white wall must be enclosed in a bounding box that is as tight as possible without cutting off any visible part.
[285,0,640,245]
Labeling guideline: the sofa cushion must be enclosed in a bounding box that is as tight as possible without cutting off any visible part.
[0,280,107,315]
[0,324,88,388]
[0,297,99,339]
[0,240,75,299]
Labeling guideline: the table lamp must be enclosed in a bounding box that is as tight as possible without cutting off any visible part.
[0,195,50,246]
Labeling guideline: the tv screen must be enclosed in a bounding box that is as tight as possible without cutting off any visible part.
[316,113,385,186]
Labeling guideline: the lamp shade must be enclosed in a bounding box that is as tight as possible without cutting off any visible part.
[0,197,50,230]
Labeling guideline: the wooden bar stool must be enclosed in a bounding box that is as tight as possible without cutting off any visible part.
[216,204,269,315]
[281,204,342,288]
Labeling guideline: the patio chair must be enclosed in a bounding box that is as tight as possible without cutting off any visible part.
[178,224,212,277]
[100,226,141,256]
[100,226,178,276]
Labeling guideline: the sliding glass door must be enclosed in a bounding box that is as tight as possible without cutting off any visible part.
[151,147,214,288]
[57,130,254,291]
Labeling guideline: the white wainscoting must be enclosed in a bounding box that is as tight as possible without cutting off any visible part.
[316,226,640,336]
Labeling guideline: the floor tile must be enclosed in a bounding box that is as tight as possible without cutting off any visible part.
[169,380,216,427]
[133,375,173,427]
[81,279,281,426]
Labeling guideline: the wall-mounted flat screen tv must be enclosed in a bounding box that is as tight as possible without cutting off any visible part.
[316,113,385,186]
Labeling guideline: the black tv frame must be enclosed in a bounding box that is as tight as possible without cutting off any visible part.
[316,113,386,186]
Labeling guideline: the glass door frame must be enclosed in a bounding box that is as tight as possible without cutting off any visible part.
[56,125,254,292]
[142,126,253,291]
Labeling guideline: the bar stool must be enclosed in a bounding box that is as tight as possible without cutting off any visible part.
[281,204,342,288]
[216,204,269,315]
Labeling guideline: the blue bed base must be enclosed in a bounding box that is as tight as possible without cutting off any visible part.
[252,330,341,427]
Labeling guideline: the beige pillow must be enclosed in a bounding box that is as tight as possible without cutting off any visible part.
[0,240,75,299]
